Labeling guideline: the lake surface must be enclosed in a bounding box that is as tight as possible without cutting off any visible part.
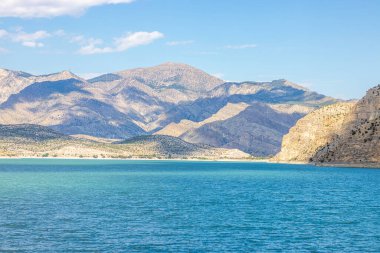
[0,159,379,252]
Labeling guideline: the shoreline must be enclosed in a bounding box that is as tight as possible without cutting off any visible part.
[0,156,269,163]
[271,159,380,169]
[0,156,379,169]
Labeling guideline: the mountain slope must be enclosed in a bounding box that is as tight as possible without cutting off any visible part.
[0,124,68,142]
[0,78,146,138]
[208,79,335,105]
[0,124,249,159]
[155,102,250,137]
[152,79,337,156]
[0,69,83,104]
[0,69,34,104]
[179,103,308,156]
[117,135,249,158]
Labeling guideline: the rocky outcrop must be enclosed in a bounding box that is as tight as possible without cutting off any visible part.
[312,85,380,165]
[274,84,380,166]
[273,102,355,162]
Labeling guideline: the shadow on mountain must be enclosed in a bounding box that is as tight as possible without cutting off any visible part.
[180,103,305,156]
[49,98,146,139]
[1,79,89,109]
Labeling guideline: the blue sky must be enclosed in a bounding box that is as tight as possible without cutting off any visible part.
[0,0,379,99]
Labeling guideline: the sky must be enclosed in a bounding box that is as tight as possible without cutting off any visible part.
[0,0,379,99]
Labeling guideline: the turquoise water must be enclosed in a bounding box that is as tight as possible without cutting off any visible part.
[0,159,379,252]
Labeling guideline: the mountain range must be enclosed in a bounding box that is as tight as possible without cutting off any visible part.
[0,62,338,157]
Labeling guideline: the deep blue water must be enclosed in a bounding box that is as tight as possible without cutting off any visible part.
[0,159,379,252]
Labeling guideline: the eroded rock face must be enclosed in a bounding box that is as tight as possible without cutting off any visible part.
[312,85,380,164]
[274,84,380,165]
[273,102,355,162]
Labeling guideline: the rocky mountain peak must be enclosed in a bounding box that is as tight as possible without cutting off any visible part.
[37,70,82,82]
[115,62,224,92]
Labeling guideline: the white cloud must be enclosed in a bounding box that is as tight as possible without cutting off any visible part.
[77,31,164,55]
[0,28,63,48]
[11,30,51,48]
[78,38,110,54]
[166,40,194,46]
[0,0,135,18]
[225,44,257,49]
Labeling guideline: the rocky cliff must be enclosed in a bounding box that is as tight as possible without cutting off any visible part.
[274,84,380,166]
[274,102,355,162]
[312,85,380,165]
